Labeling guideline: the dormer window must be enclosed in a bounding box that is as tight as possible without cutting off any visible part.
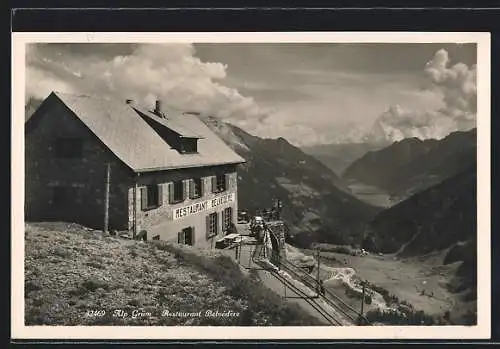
[180,138,198,154]
[136,102,203,155]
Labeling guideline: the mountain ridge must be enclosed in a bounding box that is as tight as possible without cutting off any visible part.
[342,128,477,201]
[364,163,476,257]
[202,116,382,247]
[301,141,389,174]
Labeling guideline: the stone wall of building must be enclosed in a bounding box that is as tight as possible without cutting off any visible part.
[25,101,132,230]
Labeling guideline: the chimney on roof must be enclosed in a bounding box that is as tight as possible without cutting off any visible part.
[154,100,163,117]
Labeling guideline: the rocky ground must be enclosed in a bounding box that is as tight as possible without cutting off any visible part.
[24,222,322,326]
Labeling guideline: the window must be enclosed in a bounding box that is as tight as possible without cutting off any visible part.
[206,212,218,239]
[141,184,163,210]
[169,180,186,204]
[212,174,227,193]
[173,181,184,202]
[222,207,233,232]
[180,138,198,154]
[55,138,83,158]
[178,227,195,246]
[189,178,203,199]
[147,185,159,208]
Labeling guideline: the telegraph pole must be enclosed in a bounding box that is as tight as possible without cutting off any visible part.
[103,163,111,234]
[360,223,365,248]
[360,281,366,320]
[316,248,321,296]
[238,237,242,264]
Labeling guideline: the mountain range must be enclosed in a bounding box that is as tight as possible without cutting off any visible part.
[342,128,477,202]
[364,163,476,257]
[301,142,388,174]
[202,116,382,248]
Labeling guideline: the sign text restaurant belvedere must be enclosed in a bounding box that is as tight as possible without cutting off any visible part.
[172,193,235,220]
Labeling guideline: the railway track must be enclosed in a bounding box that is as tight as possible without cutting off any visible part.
[242,221,370,326]
[280,260,370,325]
[253,258,344,326]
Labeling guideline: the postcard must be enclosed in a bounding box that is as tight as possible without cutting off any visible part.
[12,31,491,340]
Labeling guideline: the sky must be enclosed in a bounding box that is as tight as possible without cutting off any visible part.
[25,42,477,146]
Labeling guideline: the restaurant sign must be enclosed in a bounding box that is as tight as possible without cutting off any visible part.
[173,193,235,221]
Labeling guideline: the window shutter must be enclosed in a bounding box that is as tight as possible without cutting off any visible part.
[189,179,194,199]
[168,182,174,204]
[200,178,205,196]
[206,215,211,239]
[191,227,195,246]
[215,212,219,234]
[183,180,188,201]
[225,173,230,190]
[177,231,182,243]
[211,176,217,193]
[221,209,226,232]
[157,184,163,206]
[140,187,148,210]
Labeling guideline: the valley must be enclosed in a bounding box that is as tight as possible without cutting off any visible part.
[285,241,473,325]
[341,128,477,202]
[316,249,464,320]
[345,181,393,208]
[301,142,388,174]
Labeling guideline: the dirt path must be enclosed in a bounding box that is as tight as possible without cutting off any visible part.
[395,228,423,255]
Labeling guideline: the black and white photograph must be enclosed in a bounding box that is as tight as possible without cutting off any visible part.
[12,32,490,340]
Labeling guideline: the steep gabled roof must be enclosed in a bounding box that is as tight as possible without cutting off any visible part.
[133,106,204,139]
[31,92,245,173]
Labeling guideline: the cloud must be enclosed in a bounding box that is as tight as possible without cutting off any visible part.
[369,48,477,141]
[26,43,271,126]
[26,44,477,146]
[424,48,477,126]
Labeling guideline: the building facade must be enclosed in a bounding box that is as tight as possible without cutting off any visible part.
[25,92,246,248]
[131,164,239,248]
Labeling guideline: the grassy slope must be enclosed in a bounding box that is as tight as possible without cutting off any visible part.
[25,222,323,326]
